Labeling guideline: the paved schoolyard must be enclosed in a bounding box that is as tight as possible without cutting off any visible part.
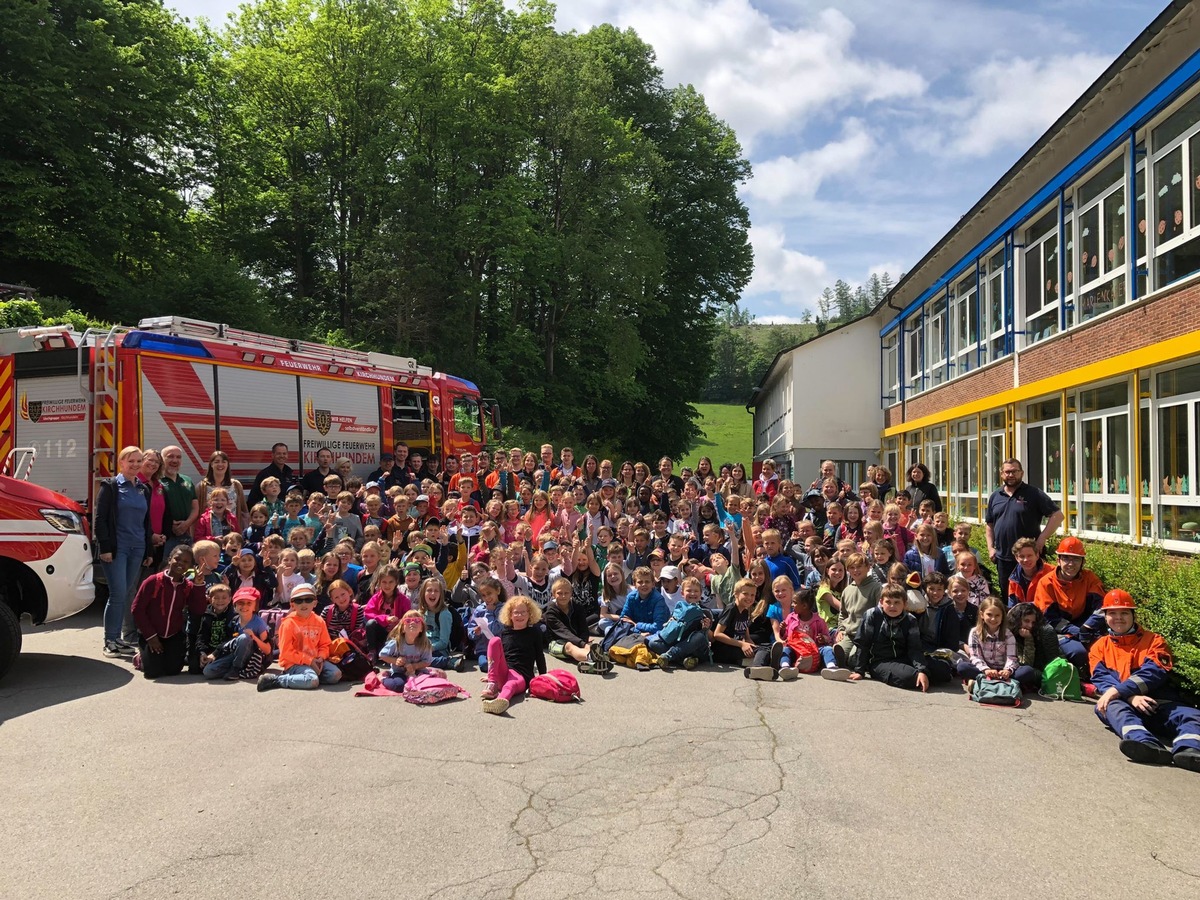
[5,604,1200,900]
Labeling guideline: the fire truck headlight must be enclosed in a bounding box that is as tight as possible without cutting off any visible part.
[41,508,84,535]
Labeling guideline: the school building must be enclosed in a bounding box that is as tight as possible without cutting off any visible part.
[748,0,1200,553]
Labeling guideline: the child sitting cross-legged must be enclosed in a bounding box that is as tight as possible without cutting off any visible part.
[845,584,951,691]
[647,575,712,670]
[778,586,832,681]
[957,595,1018,692]
[257,583,342,691]
[379,609,433,692]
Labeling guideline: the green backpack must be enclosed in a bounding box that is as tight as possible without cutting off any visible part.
[1040,657,1082,701]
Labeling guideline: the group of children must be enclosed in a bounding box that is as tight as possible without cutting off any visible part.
[118,445,1200,767]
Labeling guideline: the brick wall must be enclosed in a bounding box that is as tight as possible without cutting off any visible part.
[890,282,1199,426]
[904,359,1014,420]
[1021,283,1199,383]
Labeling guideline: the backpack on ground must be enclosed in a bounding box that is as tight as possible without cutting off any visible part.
[1040,657,1082,701]
[785,631,821,674]
[403,672,470,705]
[529,669,582,702]
[971,676,1022,706]
[608,641,658,669]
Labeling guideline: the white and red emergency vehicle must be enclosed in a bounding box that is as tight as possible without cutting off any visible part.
[0,316,501,512]
[0,449,94,679]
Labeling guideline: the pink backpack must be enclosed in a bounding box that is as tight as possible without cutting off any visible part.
[403,672,470,705]
[529,669,582,702]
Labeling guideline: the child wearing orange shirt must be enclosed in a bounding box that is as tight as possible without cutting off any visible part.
[257,583,342,691]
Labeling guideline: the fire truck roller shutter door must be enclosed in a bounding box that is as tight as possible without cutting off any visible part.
[139,357,217,487]
[14,374,91,505]
[213,366,301,487]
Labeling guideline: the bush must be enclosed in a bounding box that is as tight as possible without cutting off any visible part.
[965,528,1200,695]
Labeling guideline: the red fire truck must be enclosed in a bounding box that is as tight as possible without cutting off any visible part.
[0,450,94,679]
[0,316,501,511]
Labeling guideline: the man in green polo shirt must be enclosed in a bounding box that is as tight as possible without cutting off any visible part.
[160,445,199,564]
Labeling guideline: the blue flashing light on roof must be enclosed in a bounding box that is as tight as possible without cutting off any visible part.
[123,331,213,358]
[441,374,480,393]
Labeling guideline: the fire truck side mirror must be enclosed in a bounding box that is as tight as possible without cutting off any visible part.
[490,404,502,439]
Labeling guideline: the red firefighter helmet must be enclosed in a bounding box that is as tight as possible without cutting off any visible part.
[1055,536,1086,557]
[1099,589,1136,612]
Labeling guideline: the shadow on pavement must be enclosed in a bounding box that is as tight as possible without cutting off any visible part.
[22,597,104,636]
[0,652,134,725]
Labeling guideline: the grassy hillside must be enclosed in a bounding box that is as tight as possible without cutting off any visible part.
[684,402,753,470]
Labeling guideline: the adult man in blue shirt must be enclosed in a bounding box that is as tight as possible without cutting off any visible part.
[985,457,1064,594]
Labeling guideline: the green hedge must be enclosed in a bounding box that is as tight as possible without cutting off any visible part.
[964,528,1200,695]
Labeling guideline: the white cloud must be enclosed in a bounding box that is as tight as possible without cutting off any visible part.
[744,119,873,206]
[545,1,925,148]
[939,53,1111,157]
[745,223,830,313]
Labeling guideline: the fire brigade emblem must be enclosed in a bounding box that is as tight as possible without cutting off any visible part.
[27,400,43,423]
[315,409,332,436]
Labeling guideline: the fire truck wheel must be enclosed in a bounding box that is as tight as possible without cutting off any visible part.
[0,598,21,682]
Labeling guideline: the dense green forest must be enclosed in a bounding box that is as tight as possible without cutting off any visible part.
[0,0,753,459]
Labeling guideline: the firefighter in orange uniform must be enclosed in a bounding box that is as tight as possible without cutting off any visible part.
[1090,589,1200,771]
[1031,536,1105,675]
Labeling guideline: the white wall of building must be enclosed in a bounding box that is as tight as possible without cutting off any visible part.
[752,315,884,485]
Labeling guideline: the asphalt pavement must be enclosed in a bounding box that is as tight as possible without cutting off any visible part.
[5,603,1200,900]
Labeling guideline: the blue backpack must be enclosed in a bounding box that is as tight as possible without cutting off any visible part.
[656,601,708,647]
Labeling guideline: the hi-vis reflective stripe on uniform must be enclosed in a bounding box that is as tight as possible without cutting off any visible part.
[1120,723,1151,737]
[0,355,13,462]
[1174,734,1200,745]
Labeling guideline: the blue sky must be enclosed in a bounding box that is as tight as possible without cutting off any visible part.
[168,0,1165,322]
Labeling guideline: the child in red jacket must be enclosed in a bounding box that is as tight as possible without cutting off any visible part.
[1090,589,1200,771]
[131,545,208,679]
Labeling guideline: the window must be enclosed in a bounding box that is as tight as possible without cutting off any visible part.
[882,437,899,486]
[981,411,1007,496]
[927,294,947,386]
[1077,381,1131,536]
[981,248,1007,361]
[391,388,433,457]
[905,313,924,396]
[1073,154,1126,325]
[950,417,979,519]
[1155,362,1200,543]
[883,333,899,404]
[1135,160,1148,298]
[906,430,922,469]
[1151,91,1200,286]
[1023,210,1059,343]
[925,425,947,495]
[1025,398,1063,498]
[452,395,481,441]
[951,272,977,376]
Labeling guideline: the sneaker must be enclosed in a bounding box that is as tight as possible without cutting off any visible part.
[1082,682,1098,699]
[821,667,851,682]
[1119,739,1172,766]
[778,665,798,682]
[256,674,280,692]
[482,696,510,715]
[453,656,465,673]
[635,662,650,671]
[747,666,775,681]
[114,639,138,654]
[769,641,784,669]
[683,657,699,670]
[962,678,975,694]
[588,643,605,665]
[656,655,672,671]
[1172,748,1200,773]
[102,641,123,658]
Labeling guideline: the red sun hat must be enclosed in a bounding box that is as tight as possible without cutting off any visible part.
[1099,589,1136,612]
